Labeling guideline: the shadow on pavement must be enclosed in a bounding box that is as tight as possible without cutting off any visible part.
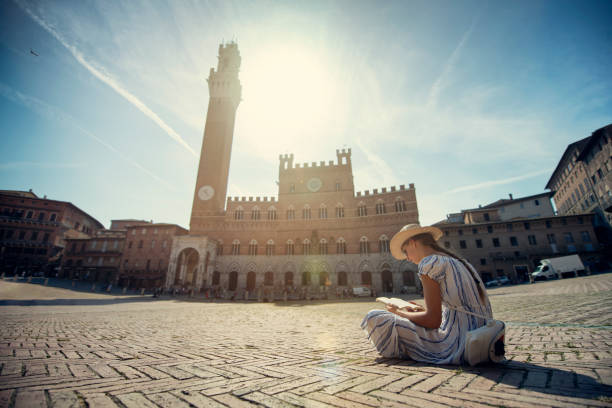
[0,297,158,306]
[376,357,612,400]
[2,277,145,297]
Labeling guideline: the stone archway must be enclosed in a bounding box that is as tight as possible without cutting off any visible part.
[212,270,220,285]
[301,271,311,286]
[176,248,199,287]
[337,271,348,286]
[382,270,393,293]
[247,271,256,291]
[228,271,238,291]
[284,271,294,287]
[361,271,372,286]
[264,271,274,286]
[319,271,329,286]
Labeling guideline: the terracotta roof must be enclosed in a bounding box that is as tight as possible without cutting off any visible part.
[479,192,553,209]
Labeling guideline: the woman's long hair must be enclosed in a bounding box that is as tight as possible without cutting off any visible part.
[406,233,486,303]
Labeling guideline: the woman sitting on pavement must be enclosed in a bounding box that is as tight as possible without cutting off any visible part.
[362,223,494,364]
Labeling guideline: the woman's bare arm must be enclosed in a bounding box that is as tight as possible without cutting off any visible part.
[386,275,442,329]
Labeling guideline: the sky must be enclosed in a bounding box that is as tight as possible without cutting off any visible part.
[1,0,611,229]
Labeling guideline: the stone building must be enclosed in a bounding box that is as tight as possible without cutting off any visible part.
[121,223,188,289]
[546,124,612,233]
[167,42,421,296]
[436,193,601,283]
[60,229,126,285]
[0,189,103,275]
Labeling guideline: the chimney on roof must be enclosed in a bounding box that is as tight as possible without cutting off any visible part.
[478,204,482,208]
[29,189,33,193]
[509,193,513,200]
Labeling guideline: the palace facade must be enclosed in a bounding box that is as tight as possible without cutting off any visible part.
[0,189,103,275]
[166,43,421,296]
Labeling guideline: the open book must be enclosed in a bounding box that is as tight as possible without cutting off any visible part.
[376,297,425,311]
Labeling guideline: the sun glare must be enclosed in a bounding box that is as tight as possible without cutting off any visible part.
[240,44,338,153]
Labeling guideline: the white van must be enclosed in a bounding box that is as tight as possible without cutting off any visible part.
[531,263,558,280]
[352,287,372,297]
[532,255,584,281]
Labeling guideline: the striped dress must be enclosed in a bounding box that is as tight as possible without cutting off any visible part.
[361,254,493,364]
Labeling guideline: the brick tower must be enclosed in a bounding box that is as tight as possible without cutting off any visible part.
[190,42,242,233]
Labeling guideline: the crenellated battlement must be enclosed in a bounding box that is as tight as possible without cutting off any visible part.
[279,148,352,171]
[355,183,415,197]
[219,41,238,50]
[227,196,277,203]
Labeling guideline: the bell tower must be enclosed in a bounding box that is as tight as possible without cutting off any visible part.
[190,42,242,233]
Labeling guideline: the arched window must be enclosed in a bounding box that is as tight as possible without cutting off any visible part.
[319,238,328,255]
[267,206,277,220]
[379,235,390,253]
[359,236,369,255]
[234,206,244,220]
[395,197,407,212]
[302,238,311,255]
[231,239,240,255]
[285,239,294,255]
[286,205,295,220]
[251,206,261,220]
[318,204,328,219]
[335,203,344,218]
[375,199,386,215]
[248,239,258,256]
[266,239,275,256]
[302,205,311,220]
[336,237,346,254]
[357,202,367,217]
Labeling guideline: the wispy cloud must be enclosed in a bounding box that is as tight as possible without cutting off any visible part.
[447,168,554,194]
[14,0,197,158]
[0,83,176,191]
[0,161,84,170]
[427,18,478,109]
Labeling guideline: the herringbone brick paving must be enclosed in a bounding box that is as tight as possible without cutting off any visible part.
[1,274,611,407]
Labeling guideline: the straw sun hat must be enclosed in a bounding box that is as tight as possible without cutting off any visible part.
[390,223,444,260]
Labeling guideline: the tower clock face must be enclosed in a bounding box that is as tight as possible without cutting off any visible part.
[307,177,322,192]
[198,185,215,201]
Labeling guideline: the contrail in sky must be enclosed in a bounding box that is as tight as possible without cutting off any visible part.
[0,83,177,191]
[448,168,554,194]
[15,0,197,157]
[427,17,478,108]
